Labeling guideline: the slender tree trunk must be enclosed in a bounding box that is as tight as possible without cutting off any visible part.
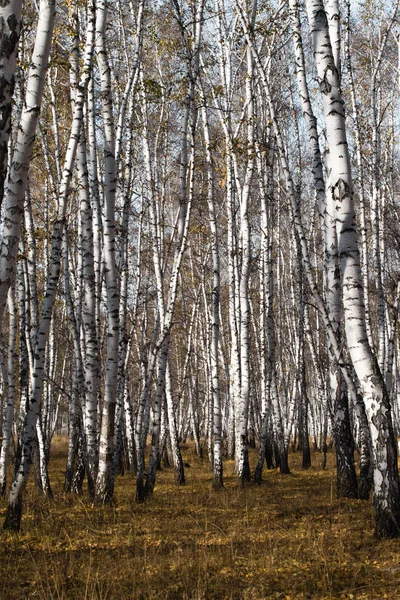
[165,361,185,485]
[63,230,85,493]
[94,0,120,504]
[0,0,23,210]
[200,84,223,489]
[0,285,17,494]
[4,219,62,531]
[3,0,95,530]
[2,1,57,533]
[78,129,100,495]
[0,0,56,327]
[306,0,400,537]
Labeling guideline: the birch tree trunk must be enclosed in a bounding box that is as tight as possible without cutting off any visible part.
[0,0,23,209]
[94,0,120,504]
[344,1,373,350]
[78,128,100,495]
[0,0,56,327]
[2,0,56,532]
[64,0,99,496]
[4,218,62,531]
[212,0,240,461]
[235,0,378,512]
[290,0,363,499]
[0,284,17,494]
[324,152,358,498]
[63,229,85,493]
[200,84,223,489]
[306,0,400,537]
[234,44,255,484]
[3,0,96,530]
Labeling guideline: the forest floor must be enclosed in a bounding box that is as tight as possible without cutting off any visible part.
[1,440,400,599]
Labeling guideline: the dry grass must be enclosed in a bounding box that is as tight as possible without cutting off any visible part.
[1,439,400,599]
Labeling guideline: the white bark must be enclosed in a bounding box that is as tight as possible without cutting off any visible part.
[78,129,100,494]
[143,0,204,497]
[0,284,17,494]
[200,83,223,488]
[0,0,56,327]
[63,230,84,493]
[306,0,400,537]
[0,0,23,208]
[234,45,255,483]
[4,219,62,531]
[344,1,373,349]
[94,0,120,504]
[4,0,96,530]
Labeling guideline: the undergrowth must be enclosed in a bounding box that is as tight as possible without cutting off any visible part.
[1,440,400,599]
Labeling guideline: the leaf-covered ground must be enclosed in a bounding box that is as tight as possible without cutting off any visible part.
[1,440,400,599]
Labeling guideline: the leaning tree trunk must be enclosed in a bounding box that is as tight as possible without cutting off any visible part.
[236,0,393,535]
[324,152,358,498]
[3,0,94,531]
[0,0,23,211]
[4,220,63,532]
[290,0,358,496]
[2,0,56,533]
[0,0,56,328]
[306,0,400,537]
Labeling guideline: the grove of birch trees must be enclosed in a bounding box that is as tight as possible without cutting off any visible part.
[1,0,400,538]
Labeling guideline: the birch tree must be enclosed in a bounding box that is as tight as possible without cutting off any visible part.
[0,0,23,210]
[2,0,56,531]
[0,0,55,330]
[94,0,120,504]
[289,0,359,497]
[305,0,400,537]
[199,83,223,489]
[3,0,97,530]
[0,285,17,494]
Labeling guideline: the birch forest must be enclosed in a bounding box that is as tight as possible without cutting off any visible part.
[2,0,400,596]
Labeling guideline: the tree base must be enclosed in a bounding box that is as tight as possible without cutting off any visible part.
[302,444,311,470]
[174,463,185,485]
[239,465,251,486]
[358,464,372,500]
[337,472,358,499]
[212,475,224,490]
[279,452,291,475]
[212,459,223,490]
[94,473,114,505]
[253,459,263,485]
[136,477,145,503]
[374,506,400,539]
[3,496,22,532]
